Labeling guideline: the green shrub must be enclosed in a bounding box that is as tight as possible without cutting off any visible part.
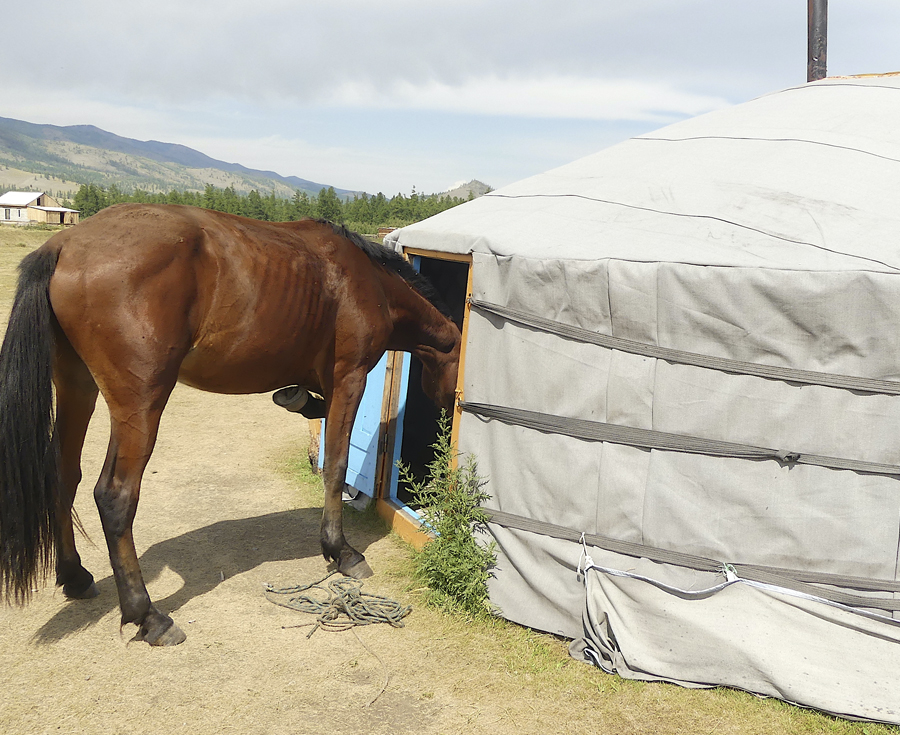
[397,413,497,617]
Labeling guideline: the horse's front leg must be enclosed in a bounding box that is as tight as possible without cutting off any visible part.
[321,368,372,579]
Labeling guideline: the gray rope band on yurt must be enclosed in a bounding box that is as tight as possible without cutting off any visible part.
[486,508,900,611]
[470,299,900,395]
[460,401,900,478]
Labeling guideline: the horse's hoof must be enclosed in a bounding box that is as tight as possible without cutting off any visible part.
[131,613,187,647]
[63,578,99,600]
[341,558,373,579]
[273,387,327,419]
[273,386,309,412]
[147,623,187,647]
[134,621,187,647]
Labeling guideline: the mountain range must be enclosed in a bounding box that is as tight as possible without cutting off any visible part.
[0,116,362,200]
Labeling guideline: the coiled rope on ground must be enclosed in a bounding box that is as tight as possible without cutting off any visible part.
[265,571,412,638]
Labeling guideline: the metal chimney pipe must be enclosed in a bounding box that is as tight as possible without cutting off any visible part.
[807,0,828,82]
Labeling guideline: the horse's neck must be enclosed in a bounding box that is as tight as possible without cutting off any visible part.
[384,280,458,362]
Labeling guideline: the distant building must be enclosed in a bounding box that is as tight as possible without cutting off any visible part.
[0,192,80,226]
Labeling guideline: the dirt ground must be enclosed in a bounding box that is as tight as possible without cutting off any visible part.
[1,232,894,735]
[0,383,422,733]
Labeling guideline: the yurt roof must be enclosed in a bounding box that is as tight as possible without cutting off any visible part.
[389,74,900,274]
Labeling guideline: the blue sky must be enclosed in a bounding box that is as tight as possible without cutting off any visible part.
[3,1,900,195]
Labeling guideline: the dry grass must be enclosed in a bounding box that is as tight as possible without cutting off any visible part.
[0,227,64,310]
[0,223,64,248]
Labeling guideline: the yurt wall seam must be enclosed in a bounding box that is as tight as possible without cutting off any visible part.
[634,135,900,165]
[895,522,900,586]
[760,80,900,99]
[789,81,900,92]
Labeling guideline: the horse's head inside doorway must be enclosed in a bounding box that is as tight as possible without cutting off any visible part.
[420,340,460,414]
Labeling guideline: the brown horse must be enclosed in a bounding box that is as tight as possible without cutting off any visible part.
[0,204,460,646]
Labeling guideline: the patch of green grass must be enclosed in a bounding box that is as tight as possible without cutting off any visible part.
[343,495,391,538]
[20,223,64,232]
[292,452,324,493]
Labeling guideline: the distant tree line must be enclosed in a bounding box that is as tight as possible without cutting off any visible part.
[71,183,476,232]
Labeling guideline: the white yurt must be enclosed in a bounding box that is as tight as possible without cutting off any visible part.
[384,74,900,723]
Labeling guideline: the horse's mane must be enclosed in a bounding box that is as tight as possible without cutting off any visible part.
[317,220,452,319]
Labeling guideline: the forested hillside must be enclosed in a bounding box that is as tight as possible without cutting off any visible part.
[71,182,478,233]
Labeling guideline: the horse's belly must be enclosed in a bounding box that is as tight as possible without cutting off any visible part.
[177,343,318,395]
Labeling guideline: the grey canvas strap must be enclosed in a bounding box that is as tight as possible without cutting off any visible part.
[470,298,900,395]
[485,507,900,611]
[460,401,900,478]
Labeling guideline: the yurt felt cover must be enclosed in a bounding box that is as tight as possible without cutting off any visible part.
[386,75,900,723]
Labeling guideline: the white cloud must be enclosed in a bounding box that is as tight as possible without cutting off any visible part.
[323,75,729,122]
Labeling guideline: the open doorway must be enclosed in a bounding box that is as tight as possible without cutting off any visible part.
[369,249,472,547]
[395,255,469,506]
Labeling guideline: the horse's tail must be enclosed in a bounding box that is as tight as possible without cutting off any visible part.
[0,245,60,602]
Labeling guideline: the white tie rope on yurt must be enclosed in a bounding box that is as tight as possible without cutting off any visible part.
[488,507,900,611]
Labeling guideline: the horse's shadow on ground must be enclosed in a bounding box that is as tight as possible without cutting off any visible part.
[32,505,384,644]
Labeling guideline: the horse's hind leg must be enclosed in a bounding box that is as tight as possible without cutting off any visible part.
[53,335,100,599]
[94,378,186,646]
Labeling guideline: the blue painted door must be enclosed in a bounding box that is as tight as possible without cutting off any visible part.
[319,353,391,498]
[345,355,388,496]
